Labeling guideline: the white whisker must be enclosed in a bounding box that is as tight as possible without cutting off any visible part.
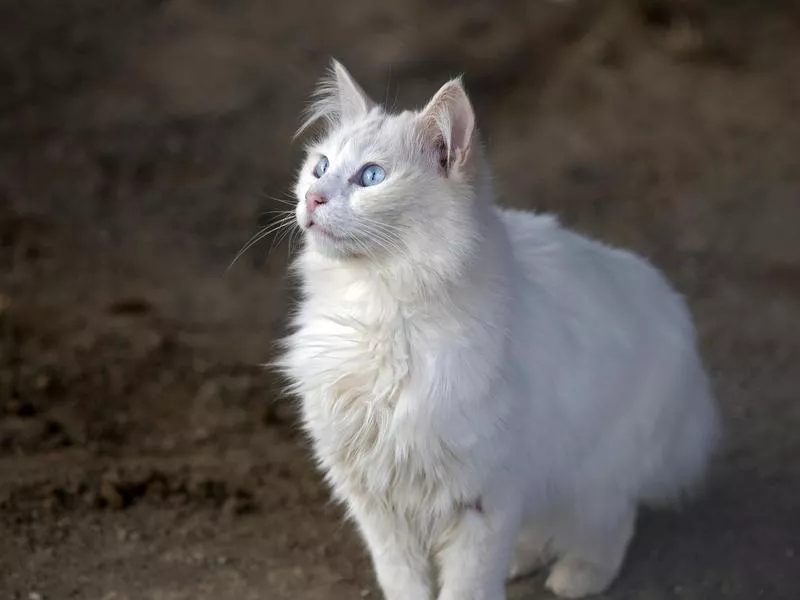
[228,214,297,270]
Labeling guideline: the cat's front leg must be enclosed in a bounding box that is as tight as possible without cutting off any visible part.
[436,498,521,600]
[350,500,433,600]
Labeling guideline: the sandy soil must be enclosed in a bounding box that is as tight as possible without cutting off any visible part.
[1,0,799,598]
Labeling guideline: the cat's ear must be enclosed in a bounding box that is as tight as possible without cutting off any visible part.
[297,59,375,136]
[419,78,475,175]
[329,59,375,122]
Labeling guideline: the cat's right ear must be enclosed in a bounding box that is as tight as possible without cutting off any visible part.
[297,59,376,137]
[329,59,375,122]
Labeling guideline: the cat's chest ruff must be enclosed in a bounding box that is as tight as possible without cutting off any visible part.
[298,307,410,436]
[292,301,456,502]
[301,311,410,411]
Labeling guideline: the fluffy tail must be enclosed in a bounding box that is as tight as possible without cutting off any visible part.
[640,373,722,508]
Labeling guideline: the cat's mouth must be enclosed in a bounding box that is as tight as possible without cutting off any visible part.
[307,220,341,240]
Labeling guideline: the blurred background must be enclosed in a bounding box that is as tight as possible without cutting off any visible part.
[1,0,799,598]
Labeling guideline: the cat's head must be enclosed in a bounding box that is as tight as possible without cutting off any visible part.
[293,60,487,269]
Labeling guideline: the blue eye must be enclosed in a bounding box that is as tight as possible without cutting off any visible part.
[358,164,386,187]
[312,156,329,178]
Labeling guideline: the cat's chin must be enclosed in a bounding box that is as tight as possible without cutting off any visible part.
[305,228,356,258]
[306,222,340,238]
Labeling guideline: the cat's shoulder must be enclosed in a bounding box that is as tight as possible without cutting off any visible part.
[498,208,561,239]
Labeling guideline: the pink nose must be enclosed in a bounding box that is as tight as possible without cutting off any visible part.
[305,192,327,214]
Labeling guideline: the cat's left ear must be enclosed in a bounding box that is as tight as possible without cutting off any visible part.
[419,78,475,175]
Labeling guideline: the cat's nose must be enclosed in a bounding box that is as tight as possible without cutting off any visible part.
[305,192,328,214]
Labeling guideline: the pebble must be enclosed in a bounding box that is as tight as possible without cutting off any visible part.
[100,480,125,510]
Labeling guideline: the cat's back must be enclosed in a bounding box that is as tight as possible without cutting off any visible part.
[500,207,651,283]
[497,207,694,346]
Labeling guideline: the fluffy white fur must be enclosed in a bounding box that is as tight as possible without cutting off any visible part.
[277,60,720,600]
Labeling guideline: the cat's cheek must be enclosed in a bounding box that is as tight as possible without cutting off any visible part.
[349,191,386,219]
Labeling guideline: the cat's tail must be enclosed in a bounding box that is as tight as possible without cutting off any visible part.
[639,369,722,509]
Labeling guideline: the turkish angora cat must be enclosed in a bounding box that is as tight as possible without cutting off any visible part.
[277,60,720,599]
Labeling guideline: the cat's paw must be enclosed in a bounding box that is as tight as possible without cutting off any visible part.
[507,529,552,581]
[507,549,548,581]
[544,558,617,598]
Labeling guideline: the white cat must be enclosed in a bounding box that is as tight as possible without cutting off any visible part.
[277,60,720,600]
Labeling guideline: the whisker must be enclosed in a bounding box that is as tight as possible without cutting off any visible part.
[288,226,303,259]
[260,192,298,207]
[274,219,298,251]
[228,215,297,270]
[351,216,406,259]
[261,209,296,216]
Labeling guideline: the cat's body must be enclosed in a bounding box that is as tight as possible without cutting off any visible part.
[278,61,719,600]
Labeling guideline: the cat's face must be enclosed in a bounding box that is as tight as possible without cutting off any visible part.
[294,109,430,258]
[293,61,478,262]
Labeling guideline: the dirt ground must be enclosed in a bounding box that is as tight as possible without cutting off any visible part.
[1,0,799,598]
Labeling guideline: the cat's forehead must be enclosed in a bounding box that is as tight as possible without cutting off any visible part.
[314,109,417,157]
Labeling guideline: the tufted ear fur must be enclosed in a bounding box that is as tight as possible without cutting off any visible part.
[329,59,375,122]
[297,59,376,136]
[419,78,475,175]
